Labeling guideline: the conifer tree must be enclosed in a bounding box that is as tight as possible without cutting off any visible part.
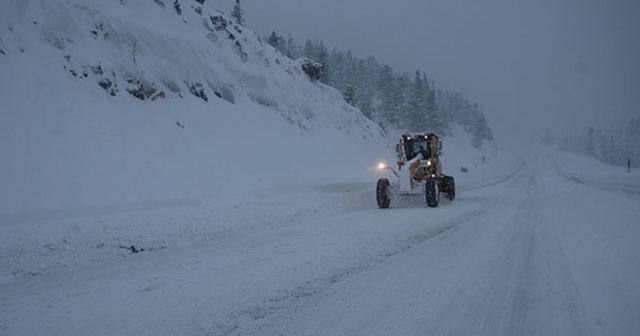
[378,65,403,129]
[357,93,374,119]
[343,85,356,106]
[316,42,330,84]
[423,74,443,134]
[303,39,316,59]
[587,127,596,156]
[408,70,429,130]
[231,0,244,25]
[285,35,300,59]
[267,31,281,50]
[329,48,345,90]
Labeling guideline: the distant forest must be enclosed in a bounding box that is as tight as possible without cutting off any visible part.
[266,32,493,148]
[542,117,640,168]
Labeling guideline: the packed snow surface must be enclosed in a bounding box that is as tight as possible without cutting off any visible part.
[1,0,640,335]
[2,143,640,336]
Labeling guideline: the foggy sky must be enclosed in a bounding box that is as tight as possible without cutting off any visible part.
[217,0,640,143]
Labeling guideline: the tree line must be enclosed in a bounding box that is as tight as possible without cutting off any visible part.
[542,117,640,168]
[267,32,493,148]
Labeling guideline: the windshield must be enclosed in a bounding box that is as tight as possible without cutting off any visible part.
[404,139,431,160]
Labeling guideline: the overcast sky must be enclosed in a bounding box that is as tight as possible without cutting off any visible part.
[216,0,640,143]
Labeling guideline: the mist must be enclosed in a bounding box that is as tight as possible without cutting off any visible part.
[218,0,640,145]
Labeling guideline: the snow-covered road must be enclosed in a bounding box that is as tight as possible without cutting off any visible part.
[2,150,639,336]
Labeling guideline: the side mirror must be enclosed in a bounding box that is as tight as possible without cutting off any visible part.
[437,140,443,156]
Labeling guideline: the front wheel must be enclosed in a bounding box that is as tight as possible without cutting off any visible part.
[425,177,439,207]
[376,178,391,209]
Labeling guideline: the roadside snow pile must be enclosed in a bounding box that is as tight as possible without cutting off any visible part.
[550,148,640,192]
[0,0,385,216]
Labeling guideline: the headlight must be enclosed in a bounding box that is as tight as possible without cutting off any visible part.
[427,160,432,167]
[378,162,387,170]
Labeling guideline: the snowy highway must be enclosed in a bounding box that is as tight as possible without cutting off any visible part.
[2,1,638,334]
[2,150,639,336]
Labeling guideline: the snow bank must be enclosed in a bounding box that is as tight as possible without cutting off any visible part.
[550,148,640,190]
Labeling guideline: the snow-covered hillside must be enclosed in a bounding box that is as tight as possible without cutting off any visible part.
[0,0,386,215]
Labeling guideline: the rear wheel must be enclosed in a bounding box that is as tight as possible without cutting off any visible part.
[425,177,439,207]
[443,176,455,201]
[376,178,391,209]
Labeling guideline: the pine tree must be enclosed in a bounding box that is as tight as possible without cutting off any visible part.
[231,0,244,25]
[407,70,429,130]
[343,85,356,106]
[285,35,300,59]
[357,93,374,119]
[267,31,281,50]
[395,73,412,128]
[586,127,596,157]
[303,39,316,59]
[316,42,330,84]
[329,48,345,91]
[423,75,443,134]
[378,65,403,129]
[626,116,640,165]
[358,56,379,118]
[344,50,358,86]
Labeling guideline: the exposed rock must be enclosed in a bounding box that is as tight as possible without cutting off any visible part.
[185,81,208,101]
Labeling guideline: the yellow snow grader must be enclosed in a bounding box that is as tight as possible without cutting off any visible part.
[376,132,455,208]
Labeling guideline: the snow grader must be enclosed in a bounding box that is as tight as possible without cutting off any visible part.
[376,132,455,208]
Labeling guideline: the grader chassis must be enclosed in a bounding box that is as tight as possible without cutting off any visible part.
[376,132,455,208]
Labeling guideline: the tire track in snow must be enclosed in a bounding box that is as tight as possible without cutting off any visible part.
[427,168,590,336]
[212,162,533,335]
[207,207,493,336]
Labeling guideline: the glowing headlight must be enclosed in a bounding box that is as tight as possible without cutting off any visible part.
[378,162,387,169]
[427,160,432,167]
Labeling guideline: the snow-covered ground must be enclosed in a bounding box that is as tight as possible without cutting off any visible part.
[2,0,639,335]
[2,142,639,336]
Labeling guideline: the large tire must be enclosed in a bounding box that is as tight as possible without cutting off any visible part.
[425,177,439,207]
[443,176,455,201]
[376,178,391,209]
